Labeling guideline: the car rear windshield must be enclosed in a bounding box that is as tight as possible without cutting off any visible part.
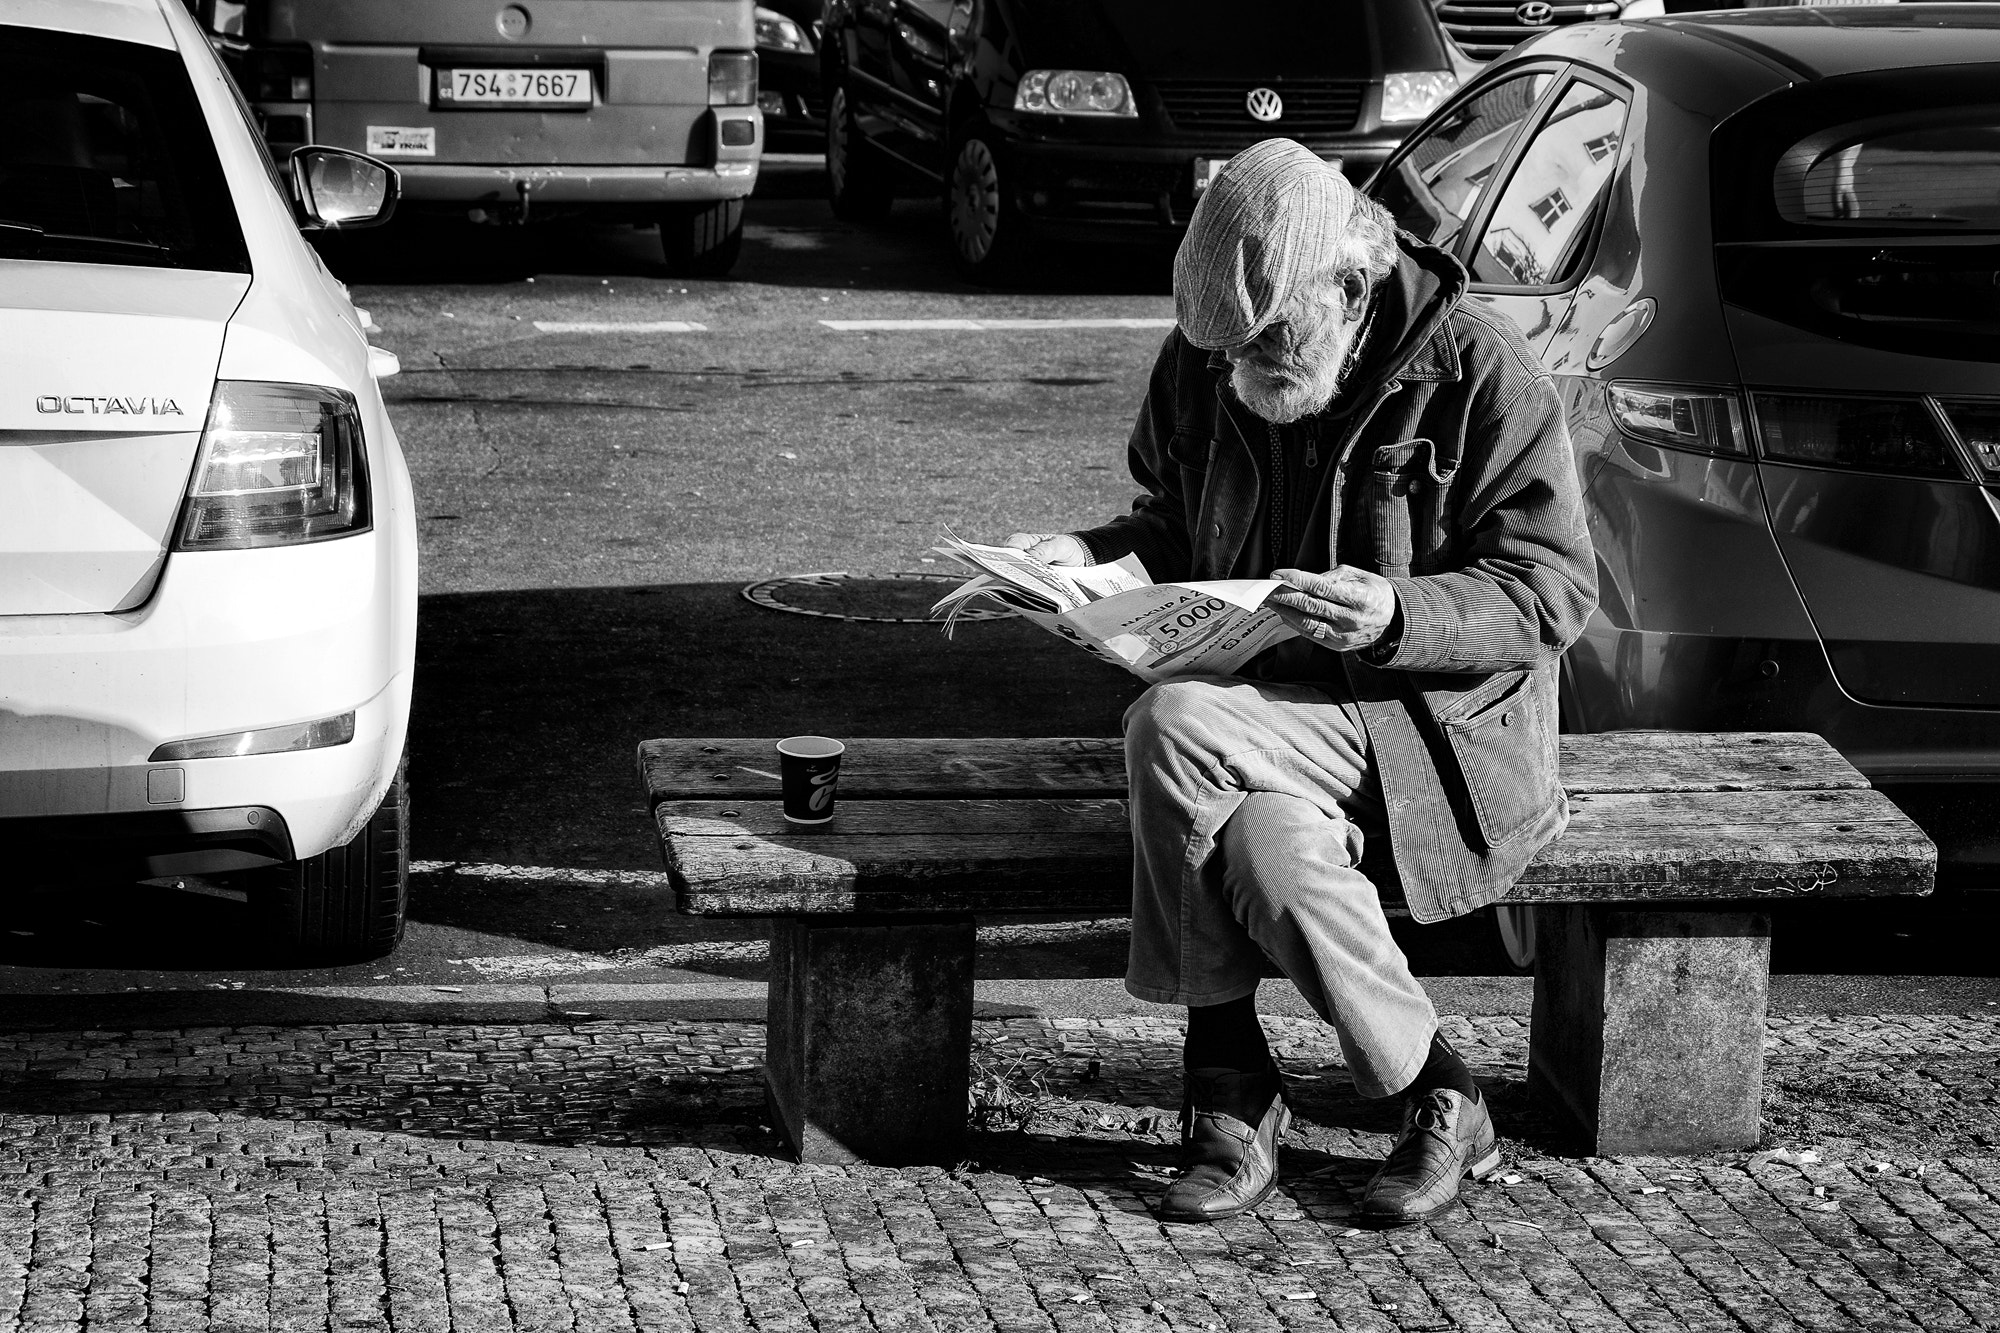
[1714,69,2000,361]
[1775,116,2000,229]
[0,26,250,272]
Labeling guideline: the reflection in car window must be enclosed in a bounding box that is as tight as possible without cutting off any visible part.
[0,26,249,272]
[1374,71,1554,251]
[1776,115,2000,228]
[1469,80,1629,288]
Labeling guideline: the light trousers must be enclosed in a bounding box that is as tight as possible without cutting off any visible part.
[1123,675,1438,1098]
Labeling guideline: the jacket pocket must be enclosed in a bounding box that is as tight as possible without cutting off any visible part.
[1369,438,1455,578]
[1433,669,1555,848]
[1167,429,1214,471]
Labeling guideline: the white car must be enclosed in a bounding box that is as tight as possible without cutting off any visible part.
[0,0,417,961]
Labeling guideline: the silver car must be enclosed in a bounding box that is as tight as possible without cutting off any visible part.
[1367,5,2000,963]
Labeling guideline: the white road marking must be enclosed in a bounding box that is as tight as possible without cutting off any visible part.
[449,954,624,980]
[410,860,674,889]
[820,318,1175,332]
[532,320,707,333]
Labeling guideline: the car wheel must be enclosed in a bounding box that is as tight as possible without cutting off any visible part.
[947,129,1028,284]
[827,84,893,223]
[255,755,408,965]
[659,199,745,277]
[1492,903,1536,973]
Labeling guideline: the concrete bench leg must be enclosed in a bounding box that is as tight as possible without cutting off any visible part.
[1527,906,1771,1155]
[764,914,975,1166]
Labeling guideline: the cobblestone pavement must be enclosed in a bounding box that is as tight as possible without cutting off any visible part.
[0,1011,1995,1331]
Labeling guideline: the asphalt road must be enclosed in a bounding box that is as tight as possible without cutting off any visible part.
[4,157,1996,1021]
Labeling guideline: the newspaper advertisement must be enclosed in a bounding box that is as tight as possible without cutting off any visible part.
[931,534,1297,682]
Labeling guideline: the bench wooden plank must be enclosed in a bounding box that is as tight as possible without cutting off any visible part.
[642,738,1129,801]
[658,787,1931,914]
[639,732,1867,804]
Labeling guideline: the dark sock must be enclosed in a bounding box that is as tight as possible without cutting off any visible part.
[1182,994,1271,1074]
[1408,1030,1479,1101]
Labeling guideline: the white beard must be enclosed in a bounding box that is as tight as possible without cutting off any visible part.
[1230,351,1349,424]
[1227,308,1365,423]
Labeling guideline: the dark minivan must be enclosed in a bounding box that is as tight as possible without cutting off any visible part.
[820,0,1459,281]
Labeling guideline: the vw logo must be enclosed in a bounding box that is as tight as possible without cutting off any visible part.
[1245,87,1284,123]
[1515,1,1555,24]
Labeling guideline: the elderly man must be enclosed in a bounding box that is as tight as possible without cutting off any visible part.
[1006,140,1595,1225]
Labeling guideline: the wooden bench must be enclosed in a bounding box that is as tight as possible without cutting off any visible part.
[641,733,1935,1165]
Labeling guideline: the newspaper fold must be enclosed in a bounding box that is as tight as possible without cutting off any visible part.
[931,533,1298,682]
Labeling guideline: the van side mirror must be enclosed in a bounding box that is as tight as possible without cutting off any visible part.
[289,147,399,230]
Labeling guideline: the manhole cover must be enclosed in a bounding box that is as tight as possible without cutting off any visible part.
[741,571,1013,624]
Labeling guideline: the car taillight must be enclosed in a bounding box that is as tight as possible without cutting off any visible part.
[174,382,370,552]
[1608,382,1749,457]
[1937,400,2000,480]
[1751,393,1963,480]
[709,50,757,106]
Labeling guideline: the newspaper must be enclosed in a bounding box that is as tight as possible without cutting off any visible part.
[931,534,1297,682]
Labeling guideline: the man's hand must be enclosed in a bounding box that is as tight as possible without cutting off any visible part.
[1003,532,1093,567]
[1266,566,1399,652]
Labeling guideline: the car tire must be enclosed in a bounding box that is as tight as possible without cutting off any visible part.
[946,128,1029,285]
[255,756,408,965]
[659,199,745,277]
[826,84,894,223]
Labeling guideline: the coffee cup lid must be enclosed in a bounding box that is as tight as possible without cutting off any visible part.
[776,735,845,759]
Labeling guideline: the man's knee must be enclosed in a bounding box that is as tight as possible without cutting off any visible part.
[1218,791,1364,916]
[1124,678,1236,770]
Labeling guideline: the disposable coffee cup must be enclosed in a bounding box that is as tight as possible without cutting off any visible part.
[776,736,845,825]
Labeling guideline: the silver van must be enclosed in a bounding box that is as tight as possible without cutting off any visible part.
[191,0,762,274]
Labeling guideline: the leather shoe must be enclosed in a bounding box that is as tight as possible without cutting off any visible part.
[1359,1087,1501,1225]
[1156,1065,1289,1223]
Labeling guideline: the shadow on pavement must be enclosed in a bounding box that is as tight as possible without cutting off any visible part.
[408,580,1144,871]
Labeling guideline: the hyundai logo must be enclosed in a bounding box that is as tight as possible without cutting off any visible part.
[1515,1,1555,24]
[1245,87,1284,123]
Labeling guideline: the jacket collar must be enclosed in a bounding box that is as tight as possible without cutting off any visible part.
[1199,231,1467,406]
[1351,233,1466,388]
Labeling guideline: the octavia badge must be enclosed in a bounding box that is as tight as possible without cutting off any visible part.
[1245,87,1284,123]
[1515,1,1555,24]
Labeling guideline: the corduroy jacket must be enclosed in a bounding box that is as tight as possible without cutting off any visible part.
[1075,234,1597,923]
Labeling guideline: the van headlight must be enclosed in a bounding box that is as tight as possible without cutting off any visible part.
[1382,71,1457,125]
[755,7,813,53]
[1014,70,1138,118]
[174,381,370,551]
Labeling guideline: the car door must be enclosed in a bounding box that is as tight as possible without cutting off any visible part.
[846,0,952,177]
[884,0,955,176]
[1454,71,1633,355]
[1370,64,1565,257]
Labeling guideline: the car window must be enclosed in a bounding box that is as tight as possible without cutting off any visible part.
[1775,114,2000,228]
[1372,70,1556,252]
[0,26,250,272]
[1466,79,1630,289]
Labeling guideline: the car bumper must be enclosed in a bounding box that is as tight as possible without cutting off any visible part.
[1002,136,1402,240]
[395,160,760,206]
[760,48,824,151]
[0,535,409,862]
[1,806,295,884]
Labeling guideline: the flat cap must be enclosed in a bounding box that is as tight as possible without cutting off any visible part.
[1174,139,1359,350]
